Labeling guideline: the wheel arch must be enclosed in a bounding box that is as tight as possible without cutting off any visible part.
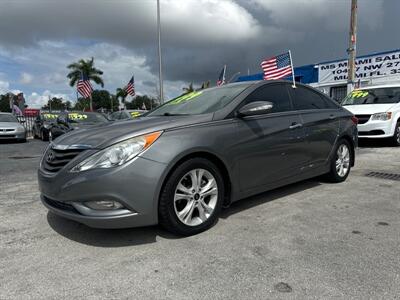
[157,151,233,209]
[338,134,355,167]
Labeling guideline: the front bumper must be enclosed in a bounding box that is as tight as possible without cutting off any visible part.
[38,156,168,229]
[0,131,26,140]
[357,119,394,138]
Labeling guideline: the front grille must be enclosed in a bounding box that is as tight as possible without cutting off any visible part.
[358,130,385,136]
[43,196,78,213]
[42,147,85,173]
[0,129,14,132]
[355,114,371,124]
[0,135,16,138]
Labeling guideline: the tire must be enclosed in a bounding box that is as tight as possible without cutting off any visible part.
[40,129,49,141]
[159,158,225,236]
[392,122,400,146]
[325,139,352,183]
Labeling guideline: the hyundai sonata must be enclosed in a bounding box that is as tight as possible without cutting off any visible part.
[38,81,357,235]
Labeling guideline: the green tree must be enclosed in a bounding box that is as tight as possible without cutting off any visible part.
[67,57,104,111]
[42,97,69,111]
[126,95,158,110]
[116,88,128,108]
[91,90,119,111]
[0,94,12,112]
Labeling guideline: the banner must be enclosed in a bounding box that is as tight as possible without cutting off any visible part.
[318,50,400,84]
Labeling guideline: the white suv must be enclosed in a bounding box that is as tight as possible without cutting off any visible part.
[342,85,400,146]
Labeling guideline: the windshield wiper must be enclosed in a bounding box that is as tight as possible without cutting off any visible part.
[162,113,188,116]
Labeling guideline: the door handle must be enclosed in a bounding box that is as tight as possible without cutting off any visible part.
[289,123,303,130]
[329,114,337,120]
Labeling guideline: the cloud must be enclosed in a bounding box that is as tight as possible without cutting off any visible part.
[0,0,397,101]
[20,72,33,84]
[0,80,10,94]
[26,90,72,108]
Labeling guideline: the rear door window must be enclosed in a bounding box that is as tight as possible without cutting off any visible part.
[291,86,330,110]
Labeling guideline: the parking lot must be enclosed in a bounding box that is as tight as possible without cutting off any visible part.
[1,139,399,299]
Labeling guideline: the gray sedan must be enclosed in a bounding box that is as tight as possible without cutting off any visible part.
[38,81,357,235]
[0,112,27,142]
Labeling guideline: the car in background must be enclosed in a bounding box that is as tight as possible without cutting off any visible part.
[33,112,59,141]
[49,112,110,140]
[342,85,400,146]
[38,81,357,236]
[109,109,147,121]
[0,112,27,142]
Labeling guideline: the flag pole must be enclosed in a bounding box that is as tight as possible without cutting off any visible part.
[288,50,296,88]
[157,0,164,104]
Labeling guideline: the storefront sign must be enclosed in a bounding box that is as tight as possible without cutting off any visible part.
[318,50,400,83]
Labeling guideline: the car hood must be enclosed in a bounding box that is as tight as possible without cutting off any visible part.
[343,103,396,115]
[52,114,213,149]
[0,121,21,129]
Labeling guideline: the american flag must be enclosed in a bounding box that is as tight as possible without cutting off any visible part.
[261,52,292,80]
[77,73,93,98]
[217,65,226,86]
[125,76,135,96]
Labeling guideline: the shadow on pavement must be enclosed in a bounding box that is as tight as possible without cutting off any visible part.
[47,212,180,247]
[47,178,321,247]
[220,178,321,219]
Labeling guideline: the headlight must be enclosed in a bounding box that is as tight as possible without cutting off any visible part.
[71,131,162,172]
[16,126,25,132]
[371,112,392,121]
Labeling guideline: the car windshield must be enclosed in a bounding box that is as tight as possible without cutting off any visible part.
[68,113,109,124]
[147,84,250,116]
[0,114,18,122]
[342,88,400,105]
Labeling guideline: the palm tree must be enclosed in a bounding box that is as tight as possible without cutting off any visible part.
[67,57,104,111]
[182,82,194,94]
[116,87,128,109]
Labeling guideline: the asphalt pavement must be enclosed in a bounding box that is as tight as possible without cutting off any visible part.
[0,139,399,299]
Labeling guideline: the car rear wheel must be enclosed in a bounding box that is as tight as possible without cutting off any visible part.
[325,139,352,183]
[392,122,400,146]
[41,129,49,141]
[159,158,224,236]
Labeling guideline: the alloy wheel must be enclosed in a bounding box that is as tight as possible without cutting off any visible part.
[174,168,218,226]
[336,144,350,177]
[396,124,400,144]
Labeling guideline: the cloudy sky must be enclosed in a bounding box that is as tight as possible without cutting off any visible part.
[0,0,398,107]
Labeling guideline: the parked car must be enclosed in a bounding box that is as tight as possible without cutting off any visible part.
[49,112,110,140]
[342,85,400,146]
[0,112,27,142]
[109,109,147,121]
[38,81,357,235]
[33,112,59,141]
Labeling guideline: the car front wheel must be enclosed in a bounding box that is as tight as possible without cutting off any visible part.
[159,158,224,236]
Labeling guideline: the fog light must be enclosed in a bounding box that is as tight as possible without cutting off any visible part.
[84,200,124,210]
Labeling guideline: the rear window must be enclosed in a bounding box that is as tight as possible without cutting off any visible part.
[342,88,400,105]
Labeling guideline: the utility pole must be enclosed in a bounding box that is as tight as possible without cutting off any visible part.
[347,0,358,94]
[157,0,164,103]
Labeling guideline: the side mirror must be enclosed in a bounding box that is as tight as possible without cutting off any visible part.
[237,101,274,117]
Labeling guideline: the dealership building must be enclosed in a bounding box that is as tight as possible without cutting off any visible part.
[237,49,400,102]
